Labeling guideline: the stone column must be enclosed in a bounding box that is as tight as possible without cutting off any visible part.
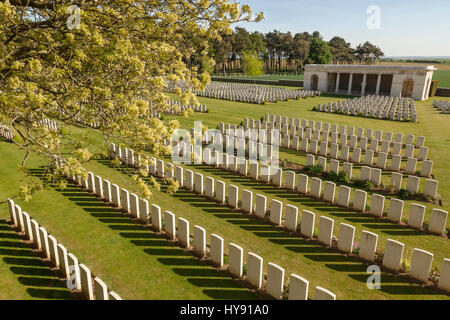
[347,73,353,95]
[361,73,367,96]
[375,73,382,95]
[335,73,341,94]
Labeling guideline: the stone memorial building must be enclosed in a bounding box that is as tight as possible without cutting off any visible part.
[304,64,436,101]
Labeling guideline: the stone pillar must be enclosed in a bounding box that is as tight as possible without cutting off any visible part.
[347,73,353,95]
[335,73,341,94]
[375,73,382,95]
[361,73,367,96]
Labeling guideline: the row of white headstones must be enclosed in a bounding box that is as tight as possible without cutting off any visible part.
[111,143,450,294]
[7,198,121,300]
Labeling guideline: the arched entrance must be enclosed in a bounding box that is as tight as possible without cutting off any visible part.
[401,78,414,98]
[311,74,318,91]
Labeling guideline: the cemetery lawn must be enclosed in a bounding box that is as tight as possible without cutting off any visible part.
[380,62,450,88]
[1,94,449,300]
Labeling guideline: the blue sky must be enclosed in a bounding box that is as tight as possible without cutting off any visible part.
[235,0,450,57]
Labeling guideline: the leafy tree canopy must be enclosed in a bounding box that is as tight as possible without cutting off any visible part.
[0,0,262,200]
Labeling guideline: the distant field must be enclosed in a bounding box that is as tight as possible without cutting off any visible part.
[380,62,450,87]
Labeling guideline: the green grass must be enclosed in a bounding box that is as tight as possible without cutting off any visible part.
[1,92,449,300]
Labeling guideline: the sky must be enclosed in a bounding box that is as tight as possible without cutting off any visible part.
[235,0,450,57]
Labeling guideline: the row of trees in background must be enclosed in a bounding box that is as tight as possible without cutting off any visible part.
[208,28,385,75]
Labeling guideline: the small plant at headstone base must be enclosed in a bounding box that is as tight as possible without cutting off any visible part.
[313,231,318,238]
[283,283,289,297]
[397,188,410,200]
[160,115,165,121]
[242,265,248,275]
[260,116,264,122]
[416,192,433,202]
[352,241,360,255]
[237,200,242,208]
[223,255,229,265]
[365,204,371,212]
[239,121,244,127]
[415,170,421,176]
[312,106,317,111]
[401,217,408,224]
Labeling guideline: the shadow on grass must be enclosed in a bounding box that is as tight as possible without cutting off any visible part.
[0,219,76,300]
[27,167,259,300]
[93,159,442,297]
